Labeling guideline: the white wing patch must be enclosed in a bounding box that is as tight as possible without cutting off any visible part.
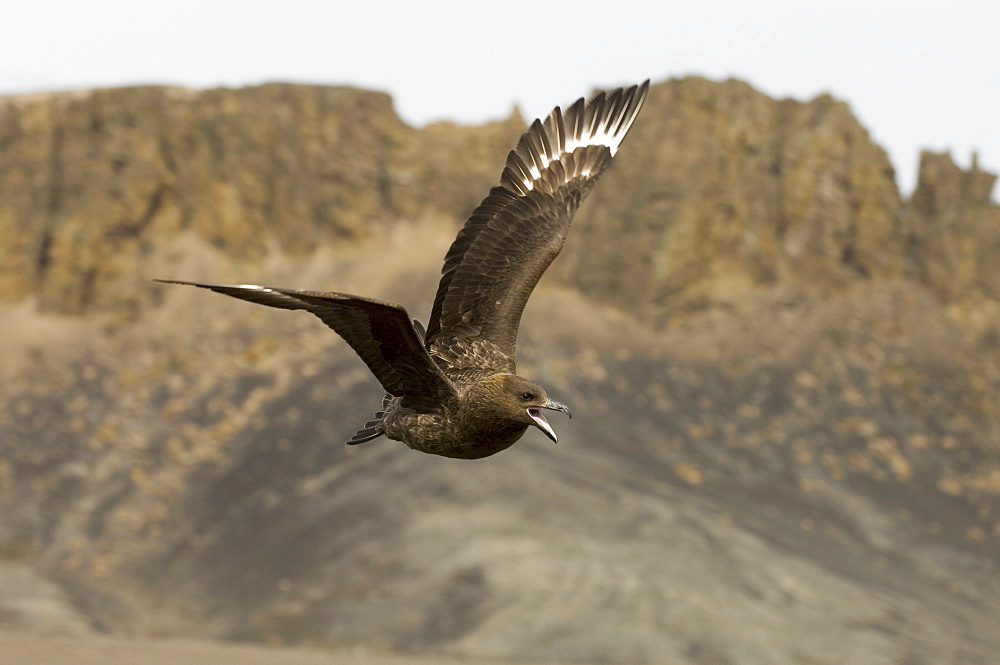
[505,81,649,194]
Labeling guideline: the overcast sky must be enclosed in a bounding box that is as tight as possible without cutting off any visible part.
[3,0,996,195]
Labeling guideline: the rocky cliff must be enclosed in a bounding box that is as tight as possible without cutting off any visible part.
[0,84,523,316]
[1,78,998,665]
[4,78,995,320]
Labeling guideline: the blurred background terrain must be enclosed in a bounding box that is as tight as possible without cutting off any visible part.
[0,77,998,664]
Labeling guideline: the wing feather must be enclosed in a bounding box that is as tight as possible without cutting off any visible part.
[425,81,649,362]
[156,280,455,411]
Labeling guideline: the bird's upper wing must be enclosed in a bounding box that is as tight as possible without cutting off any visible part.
[156,280,455,412]
[424,81,649,363]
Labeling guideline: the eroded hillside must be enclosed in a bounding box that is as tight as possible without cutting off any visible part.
[1,78,998,664]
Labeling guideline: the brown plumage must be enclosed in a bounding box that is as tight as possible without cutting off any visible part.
[158,81,648,459]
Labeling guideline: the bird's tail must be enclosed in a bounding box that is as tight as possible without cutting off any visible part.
[347,420,384,445]
[347,393,393,445]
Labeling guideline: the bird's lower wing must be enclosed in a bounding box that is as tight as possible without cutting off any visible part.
[156,280,455,411]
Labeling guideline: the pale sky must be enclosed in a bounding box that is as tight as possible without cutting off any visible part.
[3,0,997,195]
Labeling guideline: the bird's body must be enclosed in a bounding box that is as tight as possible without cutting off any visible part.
[380,373,556,460]
[159,81,648,458]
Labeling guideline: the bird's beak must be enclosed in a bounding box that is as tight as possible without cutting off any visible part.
[527,399,572,444]
[542,398,572,419]
[527,408,558,443]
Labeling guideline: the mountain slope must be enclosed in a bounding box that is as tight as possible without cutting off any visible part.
[1,78,998,664]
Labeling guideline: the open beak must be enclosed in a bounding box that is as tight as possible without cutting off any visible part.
[527,399,572,444]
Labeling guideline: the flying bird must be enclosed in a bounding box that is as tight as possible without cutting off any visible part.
[158,81,649,459]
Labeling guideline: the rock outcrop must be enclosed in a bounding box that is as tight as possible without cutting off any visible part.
[557,78,906,322]
[905,150,1000,302]
[0,84,523,316]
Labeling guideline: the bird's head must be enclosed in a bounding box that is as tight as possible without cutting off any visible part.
[493,374,572,443]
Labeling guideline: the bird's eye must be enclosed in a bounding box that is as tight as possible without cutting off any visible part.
[520,392,533,401]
